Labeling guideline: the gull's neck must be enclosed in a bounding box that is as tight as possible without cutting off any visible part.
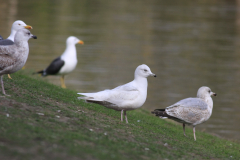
[134,76,148,91]
[14,38,28,48]
[61,43,77,60]
[7,29,16,41]
[203,96,213,115]
[13,40,29,64]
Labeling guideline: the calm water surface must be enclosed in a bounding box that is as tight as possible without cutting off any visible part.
[0,0,240,140]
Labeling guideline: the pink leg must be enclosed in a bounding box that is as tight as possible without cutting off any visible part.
[124,110,128,123]
[121,110,123,121]
[1,75,6,95]
[183,123,187,137]
[193,126,196,141]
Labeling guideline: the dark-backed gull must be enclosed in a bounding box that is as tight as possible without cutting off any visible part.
[36,36,83,88]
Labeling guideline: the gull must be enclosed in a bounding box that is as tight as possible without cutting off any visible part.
[151,86,217,141]
[0,20,32,79]
[35,36,84,88]
[0,29,37,95]
[0,20,32,43]
[78,64,156,123]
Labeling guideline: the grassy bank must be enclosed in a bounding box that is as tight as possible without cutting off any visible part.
[0,72,239,160]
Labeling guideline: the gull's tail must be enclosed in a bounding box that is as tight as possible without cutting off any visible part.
[151,109,169,118]
[77,93,96,100]
[33,70,46,76]
[151,109,185,123]
[78,92,116,108]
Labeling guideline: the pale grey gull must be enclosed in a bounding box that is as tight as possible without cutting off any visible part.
[35,36,84,88]
[78,64,156,123]
[0,29,37,95]
[151,86,217,141]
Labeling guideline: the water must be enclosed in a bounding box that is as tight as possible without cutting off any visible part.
[0,0,240,141]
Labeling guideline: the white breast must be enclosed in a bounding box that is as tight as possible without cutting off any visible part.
[58,58,77,75]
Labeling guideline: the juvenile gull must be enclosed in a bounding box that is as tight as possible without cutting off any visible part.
[0,29,37,95]
[151,86,217,141]
[0,20,32,79]
[78,64,156,123]
[35,36,84,88]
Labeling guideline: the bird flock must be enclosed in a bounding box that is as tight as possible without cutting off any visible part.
[0,20,217,141]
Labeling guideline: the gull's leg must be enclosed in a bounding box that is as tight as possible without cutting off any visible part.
[60,75,66,88]
[121,110,123,121]
[124,110,128,123]
[193,126,196,141]
[1,75,6,95]
[8,74,12,79]
[183,123,187,137]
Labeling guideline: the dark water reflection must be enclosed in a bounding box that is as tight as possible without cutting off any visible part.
[0,0,240,140]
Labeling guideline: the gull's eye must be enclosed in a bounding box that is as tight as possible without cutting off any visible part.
[27,32,30,35]
[18,24,21,26]
[208,90,211,93]
[144,69,147,72]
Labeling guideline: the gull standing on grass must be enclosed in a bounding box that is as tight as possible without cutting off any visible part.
[0,20,33,79]
[78,64,156,123]
[0,29,37,95]
[151,86,217,141]
[35,36,84,88]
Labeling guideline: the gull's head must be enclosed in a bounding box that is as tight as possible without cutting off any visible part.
[66,36,84,46]
[12,20,32,31]
[15,29,37,42]
[135,64,156,78]
[197,86,217,99]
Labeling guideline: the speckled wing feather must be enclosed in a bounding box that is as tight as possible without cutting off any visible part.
[166,98,209,125]
[0,46,15,71]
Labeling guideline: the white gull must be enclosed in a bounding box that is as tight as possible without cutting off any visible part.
[78,64,156,123]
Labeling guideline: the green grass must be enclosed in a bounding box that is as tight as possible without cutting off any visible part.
[0,72,239,160]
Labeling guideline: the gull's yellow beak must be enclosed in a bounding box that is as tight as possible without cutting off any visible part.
[25,25,33,29]
[78,40,84,45]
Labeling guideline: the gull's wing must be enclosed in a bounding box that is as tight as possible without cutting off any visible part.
[107,82,139,104]
[0,39,14,46]
[0,54,15,71]
[0,45,15,71]
[45,57,65,75]
[165,98,208,124]
[78,81,139,107]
